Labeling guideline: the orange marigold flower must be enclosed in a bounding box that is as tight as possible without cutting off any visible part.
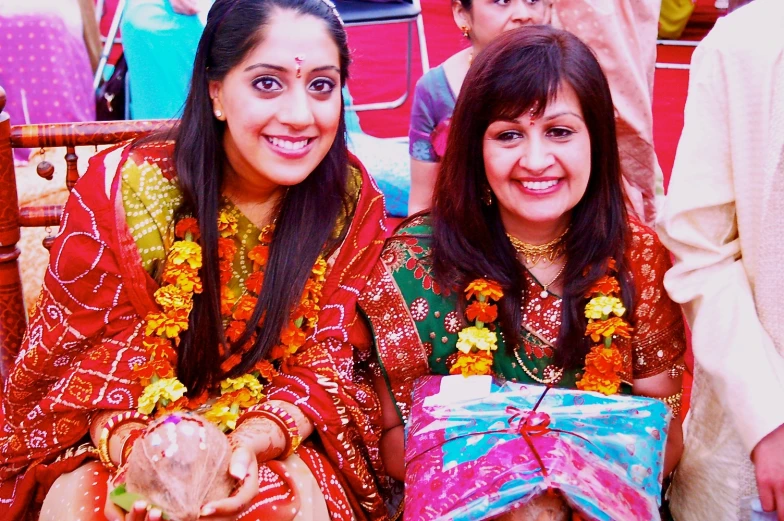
[174,217,200,240]
[226,320,247,343]
[145,309,190,339]
[280,323,307,349]
[154,285,193,313]
[162,264,203,294]
[188,391,209,408]
[586,317,632,343]
[217,209,239,238]
[143,335,178,362]
[248,245,269,267]
[217,237,237,262]
[588,275,621,297]
[246,271,265,295]
[465,279,504,302]
[221,287,236,316]
[134,358,175,384]
[583,345,624,377]
[576,366,621,395]
[157,395,190,417]
[295,298,319,321]
[607,258,617,272]
[465,301,498,323]
[259,224,275,244]
[254,360,278,381]
[449,350,494,377]
[232,294,258,321]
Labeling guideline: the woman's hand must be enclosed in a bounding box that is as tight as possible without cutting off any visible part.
[104,497,163,521]
[199,444,259,521]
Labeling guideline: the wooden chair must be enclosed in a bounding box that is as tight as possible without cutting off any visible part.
[0,86,174,381]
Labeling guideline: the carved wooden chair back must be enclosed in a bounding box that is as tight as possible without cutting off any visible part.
[0,86,174,381]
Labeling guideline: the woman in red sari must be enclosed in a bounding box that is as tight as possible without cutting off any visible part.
[0,0,390,520]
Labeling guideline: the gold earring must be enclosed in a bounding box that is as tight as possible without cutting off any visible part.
[482,186,493,206]
[461,25,470,38]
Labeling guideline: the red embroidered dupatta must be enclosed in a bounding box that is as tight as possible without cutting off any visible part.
[0,142,390,520]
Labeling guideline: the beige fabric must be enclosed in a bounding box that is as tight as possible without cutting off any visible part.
[552,0,663,225]
[657,1,784,519]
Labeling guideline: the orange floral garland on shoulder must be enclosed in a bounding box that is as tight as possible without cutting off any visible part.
[134,208,327,431]
[453,260,631,395]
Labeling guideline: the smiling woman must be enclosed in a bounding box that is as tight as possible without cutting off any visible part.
[360,26,687,520]
[0,1,391,520]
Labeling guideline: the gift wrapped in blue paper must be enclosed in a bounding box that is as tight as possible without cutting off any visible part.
[404,375,671,521]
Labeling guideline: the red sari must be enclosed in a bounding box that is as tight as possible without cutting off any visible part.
[0,142,391,520]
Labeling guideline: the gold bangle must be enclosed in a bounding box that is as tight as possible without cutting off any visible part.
[97,411,149,471]
[236,403,302,458]
[642,390,683,419]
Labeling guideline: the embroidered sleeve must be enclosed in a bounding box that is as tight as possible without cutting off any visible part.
[627,222,687,379]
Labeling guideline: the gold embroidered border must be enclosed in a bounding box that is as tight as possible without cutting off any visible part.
[359,262,429,424]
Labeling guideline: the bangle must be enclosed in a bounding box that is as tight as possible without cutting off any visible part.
[120,428,144,467]
[642,390,683,419]
[235,403,302,458]
[97,411,149,471]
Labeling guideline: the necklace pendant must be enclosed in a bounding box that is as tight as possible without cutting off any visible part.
[540,289,549,299]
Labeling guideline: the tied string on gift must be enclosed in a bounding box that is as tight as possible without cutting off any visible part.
[408,385,593,476]
[503,386,591,483]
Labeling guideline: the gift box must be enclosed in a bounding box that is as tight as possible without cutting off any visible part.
[404,375,670,521]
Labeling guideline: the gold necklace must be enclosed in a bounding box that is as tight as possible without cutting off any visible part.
[537,261,567,299]
[513,349,564,384]
[507,228,568,267]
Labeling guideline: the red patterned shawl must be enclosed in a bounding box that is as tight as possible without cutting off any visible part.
[0,142,391,520]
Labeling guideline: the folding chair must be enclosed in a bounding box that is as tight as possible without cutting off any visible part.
[336,0,430,111]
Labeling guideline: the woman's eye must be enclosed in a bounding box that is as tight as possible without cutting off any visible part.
[252,76,283,92]
[495,0,511,5]
[547,127,574,139]
[497,130,522,141]
[309,78,336,94]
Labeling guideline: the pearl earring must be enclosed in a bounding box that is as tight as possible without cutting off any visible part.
[214,109,223,119]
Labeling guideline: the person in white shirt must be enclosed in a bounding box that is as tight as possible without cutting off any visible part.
[657,0,784,519]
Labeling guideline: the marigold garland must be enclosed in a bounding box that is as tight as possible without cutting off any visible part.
[450,279,501,377]
[453,260,631,396]
[576,260,632,395]
[134,207,327,431]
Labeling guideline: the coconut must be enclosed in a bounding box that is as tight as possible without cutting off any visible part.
[124,413,235,521]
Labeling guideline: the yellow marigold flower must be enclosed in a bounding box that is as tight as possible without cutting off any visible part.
[168,241,203,270]
[449,350,494,377]
[576,367,621,395]
[585,296,626,320]
[217,209,239,238]
[586,317,632,343]
[162,264,203,294]
[220,374,264,399]
[137,377,187,415]
[145,309,190,339]
[204,403,240,432]
[311,258,327,282]
[154,285,193,313]
[456,326,498,354]
[465,279,504,302]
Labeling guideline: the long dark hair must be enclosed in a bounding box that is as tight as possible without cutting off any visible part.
[431,25,632,370]
[141,0,351,394]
